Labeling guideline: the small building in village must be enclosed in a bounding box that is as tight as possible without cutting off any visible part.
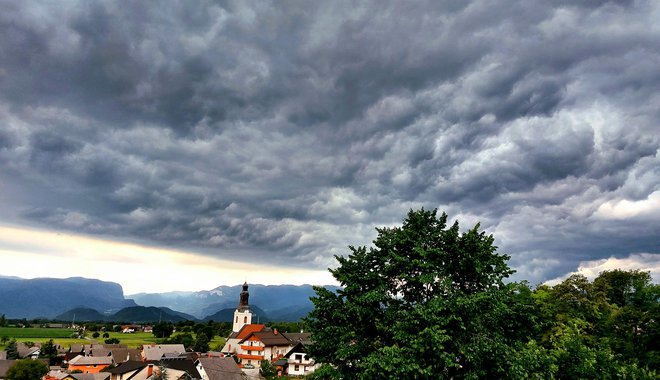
[67,355,113,374]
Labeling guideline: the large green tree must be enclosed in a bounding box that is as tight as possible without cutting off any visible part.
[165,332,194,350]
[531,270,659,378]
[5,339,18,359]
[192,332,210,353]
[260,360,277,379]
[594,270,659,370]
[153,322,174,339]
[39,339,58,365]
[5,359,48,380]
[306,208,532,379]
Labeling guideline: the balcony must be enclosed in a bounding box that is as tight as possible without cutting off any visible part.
[288,358,315,365]
[238,354,264,361]
[241,345,264,351]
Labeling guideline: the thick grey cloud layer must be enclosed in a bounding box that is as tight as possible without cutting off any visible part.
[1,0,658,283]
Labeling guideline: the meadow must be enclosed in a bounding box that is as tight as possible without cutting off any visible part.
[0,327,74,339]
[0,327,225,351]
[0,327,88,350]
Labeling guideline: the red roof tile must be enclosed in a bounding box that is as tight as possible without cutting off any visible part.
[235,324,267,340]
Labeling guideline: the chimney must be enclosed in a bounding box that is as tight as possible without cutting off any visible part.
[274,328,278,335]
[147,364,153,377]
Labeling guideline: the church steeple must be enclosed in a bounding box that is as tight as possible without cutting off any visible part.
[238,281,250,311]
[232,282,253,333]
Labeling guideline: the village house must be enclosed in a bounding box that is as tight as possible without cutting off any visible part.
[195,357,243,380]
[16,342,40,359]
[60,343,138,368]
[68,355,113,374]
[105,357,238,380]
[105,361,148,380]
[141,344,186,361]
[238,329,292,364]
[109,347,141,363]
[45,370,109,380]
[221,323,266,356]
[128,360,201,380]
[284,341,319,376]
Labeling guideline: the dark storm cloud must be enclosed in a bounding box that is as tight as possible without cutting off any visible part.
[0,0,658,282]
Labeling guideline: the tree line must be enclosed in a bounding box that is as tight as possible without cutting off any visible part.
[306,209,659,379]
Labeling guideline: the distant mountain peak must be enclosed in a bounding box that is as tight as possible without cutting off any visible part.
[0,277,135,319]
[131,284,340,320]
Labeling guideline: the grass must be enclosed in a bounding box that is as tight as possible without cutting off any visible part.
[0,327,74,339]
[0,327,226,351]
[96,331,161,348]
[210,337,226,351]
[0,327,89,350]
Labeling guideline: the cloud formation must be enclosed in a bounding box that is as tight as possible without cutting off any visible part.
[0,0,658,284]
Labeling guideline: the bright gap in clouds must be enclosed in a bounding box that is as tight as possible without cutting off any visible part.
[0,224,337,294]
[596,191,660,220]
[545,253,660,286]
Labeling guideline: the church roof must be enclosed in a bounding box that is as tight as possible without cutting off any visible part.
[240,330,291,346]
[228,324,267,340]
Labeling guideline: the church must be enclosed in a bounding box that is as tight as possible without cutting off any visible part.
[233,281,253,332]
[220,282,317,374]
[221,282,262,357]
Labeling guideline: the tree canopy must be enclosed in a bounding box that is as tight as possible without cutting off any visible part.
[39,339,58,365]
[5,339,18,360]
[152,321,174,338]
[306,208,658,379]
[5,359,48,380]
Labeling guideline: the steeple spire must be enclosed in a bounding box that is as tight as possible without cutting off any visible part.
[232,281,253,333]
[238,281,250,311]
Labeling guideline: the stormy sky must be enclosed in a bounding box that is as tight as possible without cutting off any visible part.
[0,0,658,292]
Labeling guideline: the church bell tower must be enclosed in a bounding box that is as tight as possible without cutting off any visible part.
[232,282,253,333]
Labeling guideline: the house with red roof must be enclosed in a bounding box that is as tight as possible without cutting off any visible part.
[220,323,267,357]
[68,355,113,374]
[237,328,294,366]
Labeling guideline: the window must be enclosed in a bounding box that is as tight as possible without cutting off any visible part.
[294,365,299,371]
[244,316,247,323]
[235,316,238,323]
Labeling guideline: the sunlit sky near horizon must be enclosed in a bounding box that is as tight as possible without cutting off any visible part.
[0,1,658,294]
[0,224,336,294]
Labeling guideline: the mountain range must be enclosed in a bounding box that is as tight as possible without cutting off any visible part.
[54,306,197,323]
[128,283,339,319]
[0,277,136,319]
[0,276,338,322]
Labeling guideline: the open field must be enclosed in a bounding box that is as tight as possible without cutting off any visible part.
[0,327,74,339]
[0,327,89,350]
[210,337,226,351]
[0,328,225,351]
[97,331,224,349]
[95,331,160,348]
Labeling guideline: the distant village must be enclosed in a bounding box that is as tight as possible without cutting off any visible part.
[0,283,319,380]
